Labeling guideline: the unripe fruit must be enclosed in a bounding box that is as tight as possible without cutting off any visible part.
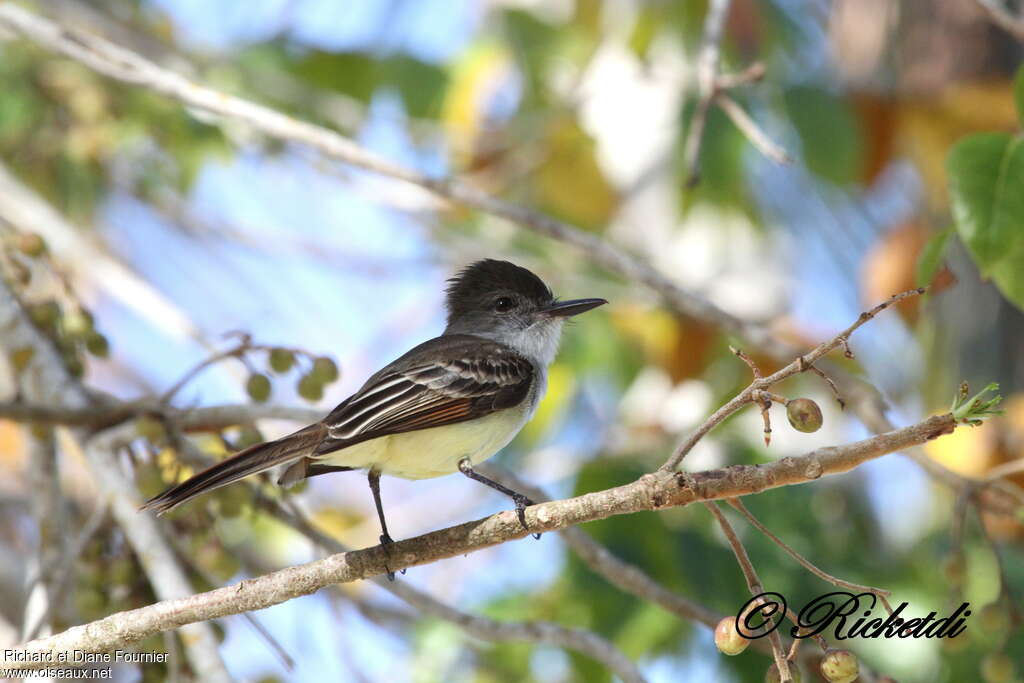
[787,398,823,433]
[246,373,272,403]
[298,373,324,402]
[714,617,749,655]
[85,331,110,357]
[29,300,60,328]
[311,356,339,383]
[820,648,859,683]
[268,348,295,373]
[62,309,93,337]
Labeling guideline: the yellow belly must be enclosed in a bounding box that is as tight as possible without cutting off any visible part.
[316,409,525,480]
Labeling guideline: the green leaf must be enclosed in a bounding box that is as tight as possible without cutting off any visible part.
[947,132,1024,276]
[915,228,952,287]
[782,87,862,185]
[1015,64,1024,129]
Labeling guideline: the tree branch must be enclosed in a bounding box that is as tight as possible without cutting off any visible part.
[5,412,956,669]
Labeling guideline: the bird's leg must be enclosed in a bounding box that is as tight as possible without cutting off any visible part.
[368,469,403,580]
[458,459,539,539]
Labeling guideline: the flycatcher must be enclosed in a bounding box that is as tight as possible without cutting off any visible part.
[141,259,606,554]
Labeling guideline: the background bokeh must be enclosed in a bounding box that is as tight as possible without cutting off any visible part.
[1,0,1023,681]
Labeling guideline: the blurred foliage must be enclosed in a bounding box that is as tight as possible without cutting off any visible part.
[1,0,1023,682]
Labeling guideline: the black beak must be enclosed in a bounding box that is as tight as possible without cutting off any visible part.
[541,298,607,318]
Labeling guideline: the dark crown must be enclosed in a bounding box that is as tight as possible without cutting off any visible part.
[445,259,553,321]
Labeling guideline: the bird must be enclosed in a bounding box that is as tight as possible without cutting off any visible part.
[141,259,606,565]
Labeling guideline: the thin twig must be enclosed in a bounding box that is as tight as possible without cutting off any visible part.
[661,287,926,471]
[976,0,1024,40]
[727,498,894,615]
[704,502,791,681]
[716,94,792,165]
[683,0,731,186]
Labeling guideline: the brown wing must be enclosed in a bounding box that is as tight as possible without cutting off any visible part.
[313,335,534,457]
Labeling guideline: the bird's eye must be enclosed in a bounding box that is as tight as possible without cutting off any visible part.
[493,296,515,312]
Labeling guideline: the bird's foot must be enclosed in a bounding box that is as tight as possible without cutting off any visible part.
[511,493,540,539]
[379,532,406,581]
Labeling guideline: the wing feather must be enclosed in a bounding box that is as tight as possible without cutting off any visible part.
[313,336,534,456]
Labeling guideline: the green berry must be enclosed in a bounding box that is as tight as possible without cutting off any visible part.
[85,331,110,357]
[787,398,823,433]
[311,356,339,383]
[268,348,295,373]
[62,309,93,337]
[297,373,324,402]
[246,373,272,403]
[29,300,60,328]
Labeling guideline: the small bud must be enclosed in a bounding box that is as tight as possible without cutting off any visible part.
[787,398,823,433]
[268,348,295,373]
[85,331,110,357]
[820,648,859,683]
[15,232,47,257]
[765,661,802,683]
[246,373,272,403]
[298,373,324,402]
[311,356,339,383]
[714,617,749,656]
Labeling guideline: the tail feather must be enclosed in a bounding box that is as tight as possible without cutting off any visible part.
[140,423,327,515]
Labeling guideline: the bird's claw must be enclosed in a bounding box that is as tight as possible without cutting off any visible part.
[511,493,540,539]
[379,533,405,581]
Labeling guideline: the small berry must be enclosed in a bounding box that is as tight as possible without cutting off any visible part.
[85,332,110,357]
[311,356,339,383]
[268,348,295,373]
[714,617,749,656]
[298,373,324,402]
[820,648,858,683]
[787,398,823,433]
[246,373,272,403]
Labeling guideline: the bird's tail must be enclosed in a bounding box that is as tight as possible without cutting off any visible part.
[139,423,327,515]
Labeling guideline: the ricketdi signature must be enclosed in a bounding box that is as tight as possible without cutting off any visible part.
[736,591,970,640]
